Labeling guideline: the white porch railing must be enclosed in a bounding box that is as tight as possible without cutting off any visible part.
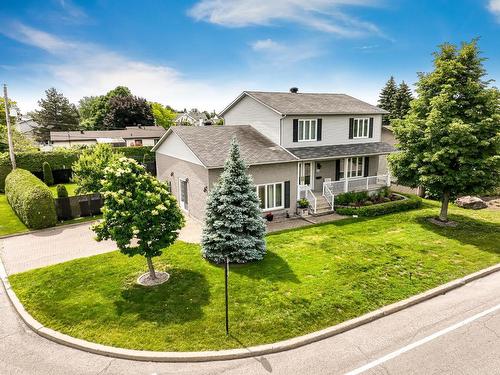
[298,184,317,213]
[323,174,390,195]
[322,183,335,210]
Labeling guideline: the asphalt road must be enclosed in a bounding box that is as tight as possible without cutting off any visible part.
[1,267,499,374]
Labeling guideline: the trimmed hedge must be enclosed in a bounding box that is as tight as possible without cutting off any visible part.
[0,146,153,192]
[336,194,422,217]
[42,161,54,186]
[5,169,57,229]
[56,184,68,198]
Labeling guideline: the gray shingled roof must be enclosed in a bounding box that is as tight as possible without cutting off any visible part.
[50,126,166,142]
[171,126,297,168]
[242,91,388,115]
[287,142,395,160]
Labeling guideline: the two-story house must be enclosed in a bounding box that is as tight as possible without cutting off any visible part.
[153,89,394,221]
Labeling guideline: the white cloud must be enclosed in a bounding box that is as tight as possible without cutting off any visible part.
[189,0,382,37]
[250,38,321,64]
[1,24,242,112]
[488,0,500,20]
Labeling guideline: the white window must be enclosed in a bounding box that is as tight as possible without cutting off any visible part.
[298,119,317,141]
[256,182,284,211]
[353,118,369,139]
[339,157,365,179]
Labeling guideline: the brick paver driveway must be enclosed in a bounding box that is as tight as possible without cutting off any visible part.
[0,216,202,275]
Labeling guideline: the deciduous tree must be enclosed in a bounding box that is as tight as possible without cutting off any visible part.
[103,95,154,129]
[93,157,184,279]
[150,102,177,129]
[389,40,500,222]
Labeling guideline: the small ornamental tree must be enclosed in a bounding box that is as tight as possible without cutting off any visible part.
[93,157,184,279]
[202,139,266,264]
[72,144,123,194]
[42,161,54,186]
[389,40,500,222]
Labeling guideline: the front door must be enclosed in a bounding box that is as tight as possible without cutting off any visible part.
[179,179,188,211]
[298,162,314,189]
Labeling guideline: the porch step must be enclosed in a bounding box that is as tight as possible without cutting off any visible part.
[312,195,334,215]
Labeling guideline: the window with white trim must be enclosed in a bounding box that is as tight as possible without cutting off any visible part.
[353,118,369,138]
[339,157,365,179]
[298,119,317,141]
[256,182,284,210]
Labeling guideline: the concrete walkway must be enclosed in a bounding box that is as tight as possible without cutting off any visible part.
[1,266,499,374]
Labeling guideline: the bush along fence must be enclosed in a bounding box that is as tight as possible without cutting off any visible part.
[5,169,57,229]
[335,194,422,217]
[55,193,103,221]
[0,146,155,192]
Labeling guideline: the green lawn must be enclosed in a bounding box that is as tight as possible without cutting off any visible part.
[48,183,78,197]
[9,201,500,352]
[0,194,28,236]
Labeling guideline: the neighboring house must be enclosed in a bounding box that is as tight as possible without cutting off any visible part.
[153,89,394,221]
[14,118,40,140]
[174,110,217,126]
[50,126,166,148]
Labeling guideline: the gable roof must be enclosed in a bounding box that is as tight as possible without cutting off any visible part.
[153,125,297,168]
[220,91,388,116]
[50,126,166,142]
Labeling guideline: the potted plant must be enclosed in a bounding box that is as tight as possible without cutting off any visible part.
[297,198,309,216]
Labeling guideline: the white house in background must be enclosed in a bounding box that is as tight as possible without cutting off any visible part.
[14,118,40,140]
[50,126,166,148]
[153,88,395,220]
[174,110,217,126]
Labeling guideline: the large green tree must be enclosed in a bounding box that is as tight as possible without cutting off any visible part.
[202,139,266,264]
[378,76,398,125]
[93,157,184,279]
[150,102,177,129]
[394,81,413,120]
[389,40,500,222]
[71,144,123,194]
[31,88,80,142]
[103,95,154,129]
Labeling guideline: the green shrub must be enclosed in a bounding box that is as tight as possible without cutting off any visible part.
[42,161,54,186]
[336,194,422,217]
[0,146,153,192]
[5,169,57,229]
[297,198,309,208]
[56,184,68,198]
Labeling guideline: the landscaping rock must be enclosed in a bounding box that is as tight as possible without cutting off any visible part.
[455,196,487,210]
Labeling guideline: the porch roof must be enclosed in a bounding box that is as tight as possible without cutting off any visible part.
[286,142,395,160]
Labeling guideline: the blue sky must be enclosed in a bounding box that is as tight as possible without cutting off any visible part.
[1,0,499,113]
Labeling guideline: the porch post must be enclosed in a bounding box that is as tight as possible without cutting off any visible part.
[387,170,392,187]
[343,158,349,193]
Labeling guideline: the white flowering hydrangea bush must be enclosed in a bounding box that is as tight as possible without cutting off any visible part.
[201,139,266,264]
[93,157,184,278]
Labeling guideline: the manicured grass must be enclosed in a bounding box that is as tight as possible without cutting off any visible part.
[48,183,78,197]
[0,194,28,236]
[9,201,500,351]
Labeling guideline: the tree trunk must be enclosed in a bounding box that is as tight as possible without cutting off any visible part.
[146,257,156,279]
[439,191,450,222]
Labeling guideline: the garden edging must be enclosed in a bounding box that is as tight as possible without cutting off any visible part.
[1,254,499,362]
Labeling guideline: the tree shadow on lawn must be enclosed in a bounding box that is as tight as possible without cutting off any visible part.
[229,250,300,284]
[415,213,500,255]
[114,268,210,324]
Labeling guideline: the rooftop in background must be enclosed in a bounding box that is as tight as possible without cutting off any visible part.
[220,91,389,116]
[161,125,297,168]
[50,126,166,142]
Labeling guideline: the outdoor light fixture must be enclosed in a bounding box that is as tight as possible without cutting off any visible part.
[203,186,208,193]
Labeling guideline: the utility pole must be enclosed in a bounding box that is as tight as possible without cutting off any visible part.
[3,84,16,169]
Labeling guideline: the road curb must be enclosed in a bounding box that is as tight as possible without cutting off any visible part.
[1,255,499,362]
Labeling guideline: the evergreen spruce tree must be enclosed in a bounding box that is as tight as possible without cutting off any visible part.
[394,81,413,119]
[378,76,398,124]
[31,88,80,142]
[202,139,266,264]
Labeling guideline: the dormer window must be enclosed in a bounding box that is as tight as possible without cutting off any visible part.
[298,119,317,141]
